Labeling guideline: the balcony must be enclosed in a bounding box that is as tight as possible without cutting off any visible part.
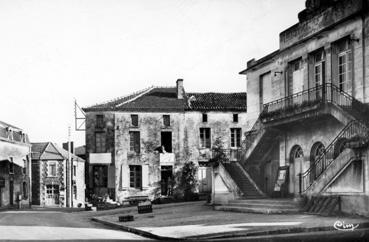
[159,153,175,165]
[260,84,353,124]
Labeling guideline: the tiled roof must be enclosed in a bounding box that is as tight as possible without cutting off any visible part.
[83,87,185,112]
[31,142,85,162]
[83,86,246,112]
[185,92,246,112]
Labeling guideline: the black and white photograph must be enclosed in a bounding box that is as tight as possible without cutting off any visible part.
[0,0,369,241]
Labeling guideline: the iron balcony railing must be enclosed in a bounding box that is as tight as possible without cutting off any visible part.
[299,120,369,193]
[261,83,354,121]
[0,126,29,144]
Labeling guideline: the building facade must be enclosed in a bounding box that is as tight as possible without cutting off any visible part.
[83,79,247,202]
[234,0,369,216]
[31,142,85,207]
[0,121,32,209]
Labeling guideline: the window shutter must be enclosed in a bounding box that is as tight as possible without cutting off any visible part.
[142,165,149,188]
[122,165,129,189]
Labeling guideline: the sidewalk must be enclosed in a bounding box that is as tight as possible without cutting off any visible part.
[92,201,369,240]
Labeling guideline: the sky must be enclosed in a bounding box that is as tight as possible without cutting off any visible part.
[0,0,305,147]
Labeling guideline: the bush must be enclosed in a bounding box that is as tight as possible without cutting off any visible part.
[174,161,198,201]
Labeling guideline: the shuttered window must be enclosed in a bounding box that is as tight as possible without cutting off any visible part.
[131,115,138,127]
[129,131,140,153]
[95,132,106,153]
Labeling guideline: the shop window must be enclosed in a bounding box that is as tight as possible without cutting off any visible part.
[129,165,142,189]
[93,165,108,187]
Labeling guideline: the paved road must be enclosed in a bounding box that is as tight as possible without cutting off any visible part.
[0,210,151,241]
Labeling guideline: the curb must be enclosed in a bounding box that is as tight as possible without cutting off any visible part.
[184,221,369,240]
[92,216,369,241]
[91,217,182,241]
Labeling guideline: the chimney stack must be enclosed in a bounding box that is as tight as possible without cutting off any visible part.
[176,79,184,99]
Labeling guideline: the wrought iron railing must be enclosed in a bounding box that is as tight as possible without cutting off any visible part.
[261,83,356,120]
[299,120,369,193]
[0,126,29,143]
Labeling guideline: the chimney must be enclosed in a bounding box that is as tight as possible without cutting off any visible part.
[176,79,184,99]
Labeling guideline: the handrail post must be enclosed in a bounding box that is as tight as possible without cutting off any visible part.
[298,173,302,194]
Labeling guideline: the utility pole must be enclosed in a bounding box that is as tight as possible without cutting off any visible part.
[66,126,71,207]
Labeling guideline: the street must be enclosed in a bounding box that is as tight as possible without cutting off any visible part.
[0,210,151,241]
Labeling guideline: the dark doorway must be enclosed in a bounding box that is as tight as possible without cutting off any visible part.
[161,132,172,153]
[9,180,13,206]
[161,166,173,196]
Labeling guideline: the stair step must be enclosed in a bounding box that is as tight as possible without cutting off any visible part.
[214,205,301,214]
[227,202,298,209]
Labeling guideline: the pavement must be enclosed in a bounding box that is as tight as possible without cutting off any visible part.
[92,201,369,240]
[0,208,152,241]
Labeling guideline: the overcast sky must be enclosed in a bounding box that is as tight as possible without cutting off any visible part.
[0,0,305,147]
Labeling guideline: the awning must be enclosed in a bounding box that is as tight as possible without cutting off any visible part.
[89,153,111,164]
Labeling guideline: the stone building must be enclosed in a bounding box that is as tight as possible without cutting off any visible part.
[0,121,32,209]
[82,79,247,202]
[31,142,85,207]
[214,0,369,216]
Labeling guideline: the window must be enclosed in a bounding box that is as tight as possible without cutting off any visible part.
[231,128,241,148]
[96,115,104,129]
[48,162,57,177]
[163,115,170,127]
[129,165,142,189]
[9,160,14,174]
[131,114,138,127]
[200,128,211,148]
[313,50,325,87]
[95,132,106,153]
[233,114,238,123]
[129,131,140,153]
[337,39,352,92]
[202,113,208,123]
[73,165,76,176]
[73,185,77,199]
[93,165,108,187]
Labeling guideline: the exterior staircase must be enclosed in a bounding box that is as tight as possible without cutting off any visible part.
[214,198,303,214]
[222,162,265,199]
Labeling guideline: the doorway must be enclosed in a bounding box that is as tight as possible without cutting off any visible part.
[161,132,172,153]
[45,184,59,206]
[289,145,304,195]
[9,180,14,206]
[198,166,212,193]
[161,166,173,196]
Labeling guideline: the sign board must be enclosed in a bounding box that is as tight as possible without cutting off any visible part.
[89,153,112,164]
[0,178,5,188]
[274,167,288,192]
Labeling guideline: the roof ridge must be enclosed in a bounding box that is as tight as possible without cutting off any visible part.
[116,86,156,108]
[86,85,155,108]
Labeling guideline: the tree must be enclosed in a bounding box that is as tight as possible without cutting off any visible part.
[175,161,198,201]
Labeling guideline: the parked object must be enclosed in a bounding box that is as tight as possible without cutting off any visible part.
[137,201,152,214]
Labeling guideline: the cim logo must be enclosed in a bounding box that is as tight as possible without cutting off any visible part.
[333,221,359,231]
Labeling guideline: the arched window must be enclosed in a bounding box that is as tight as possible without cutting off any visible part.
[310,142,325,179]
[290,145,304,164]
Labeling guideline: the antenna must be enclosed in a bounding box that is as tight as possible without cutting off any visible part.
[74,99,86,131]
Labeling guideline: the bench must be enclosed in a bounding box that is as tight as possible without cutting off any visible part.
[126,195,149,205]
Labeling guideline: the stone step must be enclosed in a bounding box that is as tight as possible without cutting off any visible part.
[226,202,298,209]
[230,199,301,206]
[214,205,301,214]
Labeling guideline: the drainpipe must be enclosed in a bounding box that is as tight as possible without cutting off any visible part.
[362,6,366,103]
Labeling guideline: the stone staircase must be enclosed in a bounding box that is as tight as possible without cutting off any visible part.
[222,162,265,199]
[214,198,303,214]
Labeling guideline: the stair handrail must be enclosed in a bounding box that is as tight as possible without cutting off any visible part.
[299,120,369,193]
